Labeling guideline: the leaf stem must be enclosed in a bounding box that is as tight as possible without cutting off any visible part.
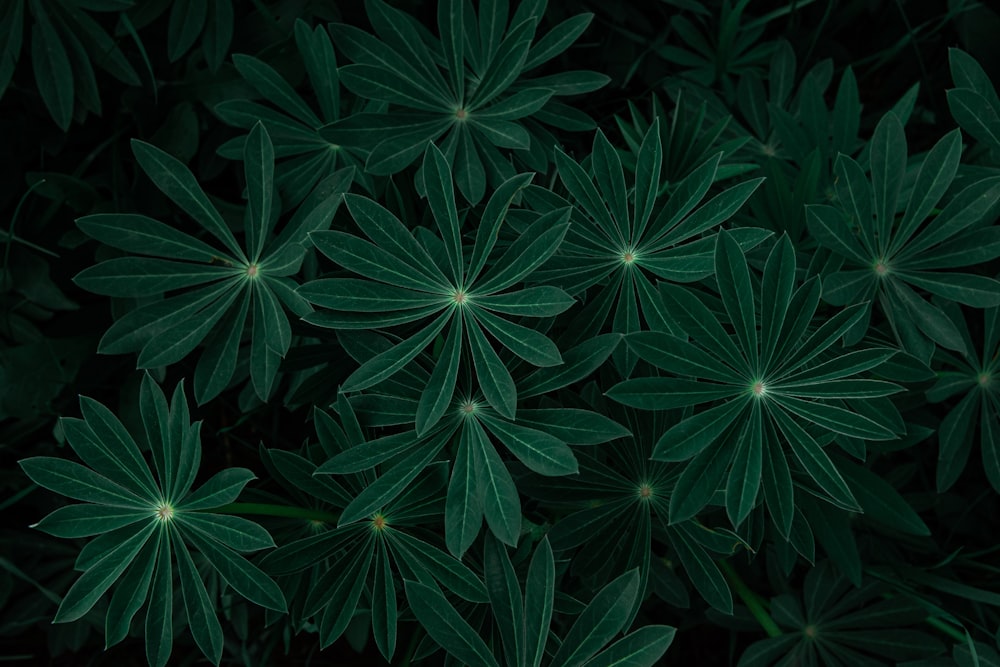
[719,560,783,637]
[211,503,340,524]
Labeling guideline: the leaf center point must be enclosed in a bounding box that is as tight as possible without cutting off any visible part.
[154,502,175,523]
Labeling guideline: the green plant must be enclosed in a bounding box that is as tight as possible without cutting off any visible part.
[5,1,1000,666]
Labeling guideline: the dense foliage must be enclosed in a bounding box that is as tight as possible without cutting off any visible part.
[3,0,1000,665]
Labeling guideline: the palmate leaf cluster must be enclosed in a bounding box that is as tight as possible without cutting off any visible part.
[6,1,1000,666]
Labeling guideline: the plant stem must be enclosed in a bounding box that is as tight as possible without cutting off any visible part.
[211,503,340,524]
[720,560,783,637]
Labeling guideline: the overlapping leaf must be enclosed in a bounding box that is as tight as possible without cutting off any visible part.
[320,0,608,203]
[298,143,572,428]
[314,383,627,557]
[533,120,767,376]
[925,301,1000,493]
[215,20,370,208]
[19,374,284,667]
[607,233,905,535]
[256,399,486,660]
[74,124,353,403]
[738,561,943,667]
[407,536,676,667]
[807,111,1000,361]
[520,399,738,615]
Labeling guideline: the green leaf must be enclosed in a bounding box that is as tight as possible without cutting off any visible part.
[340,63,445,112]
[948,88,1000,154]
[900,271,1000,308]
[174,536,223,665]
[480,412,578,476]
[423,144,464,283]
[65,402,157,499]
[773,393,894,441]
[416,314,463,435]
[467,173,535,285]
[33,505,150,539]
[585,625,677,667]
[658,283,746,373]
[181,524,286,612]
[405,579,500,667]
[666,522,732,614]
[372,539,398,660]
[549,569,640,667]
[769,404,861,511]
[467,315,518,419]
[514,409,631,445]
[54,521,156,623]
[835,456,930,536]
[806,205,870,265]
[472,305,562,367]
[484,533,525,666]
[74,257,236,298]
[471,18,534,108]
[341,310,452,392]
[889,279,966,353]
[231,53,322,127]
[525,537,555,667]
[726,404,762,527]
[652,398,748,462]
[438,0,463,102]
[475,210,571,294]
[870,112,907,255]
[182,513,274,552]
[477,422,521,545]
[591,130,630,243]
[131,140,245,260]
[167,0,207,62]
[20,457,149,508]
[524,13,593,69]
[762,422,794,537]
[446,421,484,558]
[298,278,444,312]
[902,176,1000,258]
[625,332,736,383]
[759,235,796,370]
[316,539,374,647]
[715,230,758,369]
[520,334,621,398]
[31,9,74,130]
[892,129,962,255]
[475,286,574,317]
[244,122,275,263]
[388,530,488,602]
[194,288,251,404]
[145,528,173,667]
[338,428,451,525]
[668,432,735,523]
[76,214,219,261]
[105,534,158,647]
[606,377,741,410]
